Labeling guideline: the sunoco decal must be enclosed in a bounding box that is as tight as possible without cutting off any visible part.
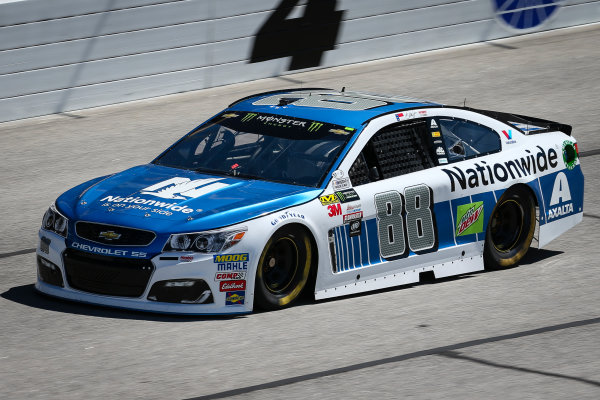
[443,146,558,192]
[455,202,484,236]
[225,291,245,305]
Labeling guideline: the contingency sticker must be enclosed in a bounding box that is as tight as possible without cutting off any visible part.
[455,201,484,236]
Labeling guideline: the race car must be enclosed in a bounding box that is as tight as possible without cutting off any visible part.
[36,88,584,314]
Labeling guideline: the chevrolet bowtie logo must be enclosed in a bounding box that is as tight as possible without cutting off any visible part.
[99,231,121,241]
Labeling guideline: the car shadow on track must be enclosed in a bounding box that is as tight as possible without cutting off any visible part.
[0,284,244,321]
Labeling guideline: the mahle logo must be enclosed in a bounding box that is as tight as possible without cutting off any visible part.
[456,201,484,236]
[241,113,257,122]
[308,122,323,132]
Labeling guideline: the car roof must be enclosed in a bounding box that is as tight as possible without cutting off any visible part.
[227,88,440,129]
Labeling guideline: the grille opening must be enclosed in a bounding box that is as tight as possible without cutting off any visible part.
[63,249,153,297]
[148,280,213,304]
[75,222,155,246]
[37,256,64,287]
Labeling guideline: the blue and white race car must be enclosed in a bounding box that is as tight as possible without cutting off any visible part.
[36,89,584,314]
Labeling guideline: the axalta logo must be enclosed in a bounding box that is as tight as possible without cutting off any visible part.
[141,177,228,200]
[547,172,573,221]
[455,202,484,236]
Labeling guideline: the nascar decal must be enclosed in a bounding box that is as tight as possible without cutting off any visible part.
[335,189,360,203]
[455,202,484,236]
[214,253,249,271]
[443,146,559,192]
[547,172,573,221]
[225,291,245,306]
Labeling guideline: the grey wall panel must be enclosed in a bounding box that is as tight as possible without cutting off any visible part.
[337,1,492,44]
[0,0,211,51]
[0,1,181,26]
[1,0,599,123]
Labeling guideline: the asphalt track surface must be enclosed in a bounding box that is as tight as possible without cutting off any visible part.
[1,24,600,400]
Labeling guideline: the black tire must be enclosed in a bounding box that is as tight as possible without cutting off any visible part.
[254,225,313,310]
[484,186,536,269]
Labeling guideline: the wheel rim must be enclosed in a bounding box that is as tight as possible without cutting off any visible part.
[261,237,299,294]
[490,199,524,252]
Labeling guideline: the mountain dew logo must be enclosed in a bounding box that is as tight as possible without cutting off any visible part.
[456,201,484,236]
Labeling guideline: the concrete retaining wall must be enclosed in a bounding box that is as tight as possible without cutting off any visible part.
[1,0,598,122]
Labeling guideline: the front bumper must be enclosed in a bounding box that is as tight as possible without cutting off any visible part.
[35,230,253,315]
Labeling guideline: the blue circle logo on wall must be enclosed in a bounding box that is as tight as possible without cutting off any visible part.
[493,0,565,31]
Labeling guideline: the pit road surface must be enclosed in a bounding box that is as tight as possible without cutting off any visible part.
[1,23,599,400]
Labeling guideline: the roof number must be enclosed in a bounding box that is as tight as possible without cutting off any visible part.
[253,93,387,111]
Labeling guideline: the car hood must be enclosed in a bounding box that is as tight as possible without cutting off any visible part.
[56,164,321,233]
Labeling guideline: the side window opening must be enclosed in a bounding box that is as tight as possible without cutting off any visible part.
[349,119,434,186]
[436,118,501,162]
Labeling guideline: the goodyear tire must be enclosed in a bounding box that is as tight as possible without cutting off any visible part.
[484,186,536,269]
[255,225,312,310]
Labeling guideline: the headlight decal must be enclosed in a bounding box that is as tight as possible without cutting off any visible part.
[163,228,246,253]
[41,204,68,238]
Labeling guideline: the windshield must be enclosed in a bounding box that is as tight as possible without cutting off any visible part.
[153,111,356,187]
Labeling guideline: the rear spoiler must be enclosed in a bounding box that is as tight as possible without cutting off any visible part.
[467,108,572,136]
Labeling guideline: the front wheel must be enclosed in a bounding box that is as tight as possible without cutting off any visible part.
[484,186,536,269]
[254,225,313,310]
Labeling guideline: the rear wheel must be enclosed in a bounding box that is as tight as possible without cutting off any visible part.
[484,186,536,269]
[255,225,312,310]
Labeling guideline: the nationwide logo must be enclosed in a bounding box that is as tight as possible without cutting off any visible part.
[442,146,559,192]
[308,122,323,132]
[455,202,484,236]
[219,280,246,292]
[98,231,121,241]
[241,113,257,122]
[225,291,245,305]
[141,177,228,200]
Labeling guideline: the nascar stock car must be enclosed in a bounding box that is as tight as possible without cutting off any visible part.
[36,88,583,314]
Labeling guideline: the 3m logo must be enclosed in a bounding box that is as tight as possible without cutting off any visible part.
[502,130,512,140]
[308,122,323,132]
[319,193,339,205]
[213,253,249,263]
[241,113,257,122]
[328,203,342,217]
[141,177,228,200]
